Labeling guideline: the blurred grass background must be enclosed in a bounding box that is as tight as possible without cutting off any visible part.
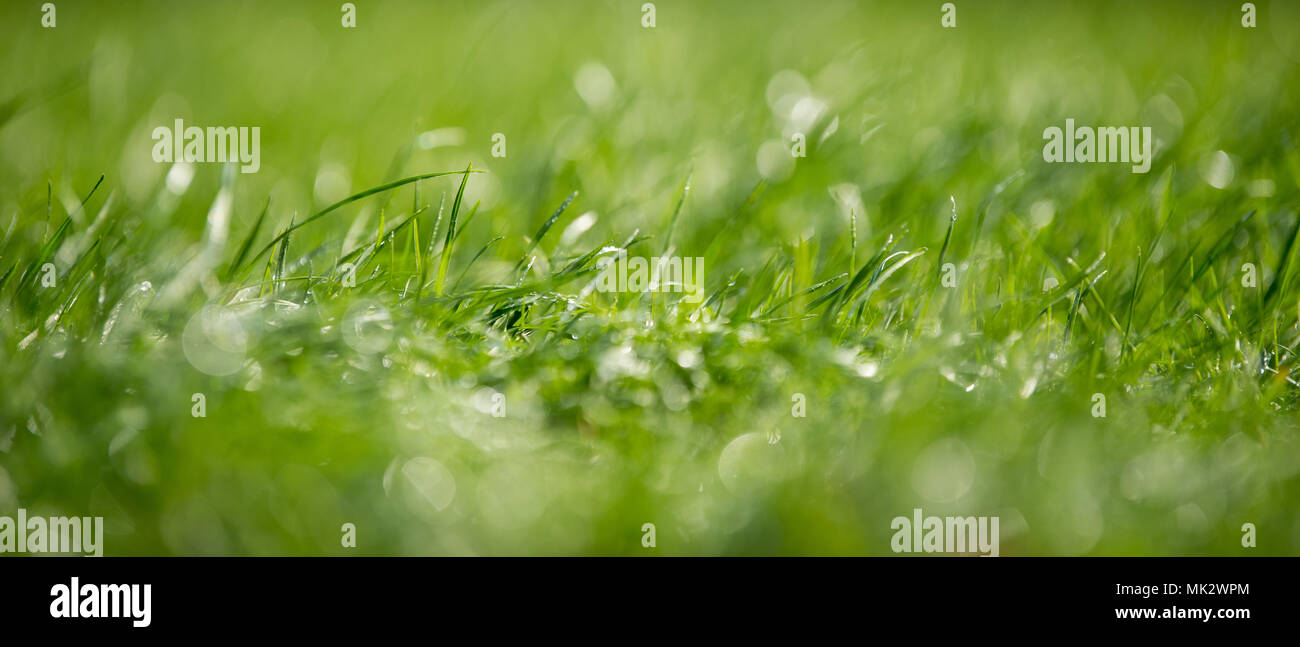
[1,0,1299,555]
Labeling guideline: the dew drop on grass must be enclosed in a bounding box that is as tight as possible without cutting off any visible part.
[181,305,248,376]
[911,437,975,503]
[243,360,263,391]
[675,348,701,369]
[1141,94,1183,142]
[574,62,616,109]
[1198,150,1234,189]
[471,387,502,414]
[165,162,194,195]
[765,70,810,119]
[1029,200,1055,229]
[100,281,155,344]
[660,379,690,411]
[417,127,465,150]
[790,96,827,133]
[1047,492,1103,555]
[1019,376,1038,398]
[597,344,650,381]
[560,211,597,245]
[108,428,139,456]
[828,183,864,221]
[756,140,795,181]
[313,163,351,205]
[1246,178,1275,197]
[381,458,399,497]
[341,301,394,355]
[718,432,785,494]
[401,457,456,512]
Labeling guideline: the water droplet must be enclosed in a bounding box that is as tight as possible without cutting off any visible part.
[165,162,194,194]
[1199,150,1234,189]
[574,62,617,109]
[756,140,795,182]
[765,70,810,118]
[182,305,248,376]
[402,457,456,512]
[718,432,785,494]
[911,437,975,502]
[341,301,394,355]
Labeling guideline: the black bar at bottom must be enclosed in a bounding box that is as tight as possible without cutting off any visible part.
[0,557,1290,635]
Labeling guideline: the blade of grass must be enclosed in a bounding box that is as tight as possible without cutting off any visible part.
[434,164,473,296]
[223,198,270,282]
[524,190,579,259]
[240,169,480,276]
[662,168,692,255]
[451,235,505,293]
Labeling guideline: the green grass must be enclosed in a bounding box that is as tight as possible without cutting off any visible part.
[1,0,1299,555]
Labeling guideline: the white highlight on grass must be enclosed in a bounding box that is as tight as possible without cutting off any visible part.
[98,280,152,345]
[1140,94,1184,142]
[560,211,597,245]
[471,387,503,415]
[401,457,456,512]
[765,70,810,119]
[313,163,351,206]
[1199,150,1234,189]
[243,360,263,392]
[160,183,231,307]
[574,62,617,109]
[164,162,194,195]
[828,183,864,223]
[718,432,785,494]
[181,305,248,376]
[855,361,879,378]
[1049,492,1103,555]
[819,115,839,144]
[757,139,795,181]
[597,344,651,381]
[341,300,394,355]
[911,437,975,503]
[1020,376,1039,398]
[1247,179,1275,197]
[416,127,465,150]
[675,348,701,369]
[790,96,828,134]
[1029,200,1055,229]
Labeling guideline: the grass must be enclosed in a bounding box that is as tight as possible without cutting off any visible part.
[1,0,1299,555]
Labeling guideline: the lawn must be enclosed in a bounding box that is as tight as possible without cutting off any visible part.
[1,0,1299,555]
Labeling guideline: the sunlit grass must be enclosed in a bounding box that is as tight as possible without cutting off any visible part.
[1,0,1299,555]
